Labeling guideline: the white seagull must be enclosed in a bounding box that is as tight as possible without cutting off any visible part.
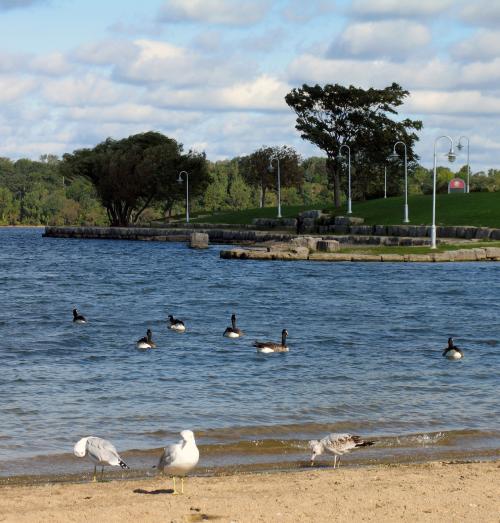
[157,430,199,494]
[309,433,374,468]
[74,436,129,481]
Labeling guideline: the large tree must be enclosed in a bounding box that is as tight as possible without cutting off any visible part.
[239,145,303,208]
[285,83,422,208]
[62,131,208,226]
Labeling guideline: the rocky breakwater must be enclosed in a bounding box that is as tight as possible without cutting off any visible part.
[220,240,500,263]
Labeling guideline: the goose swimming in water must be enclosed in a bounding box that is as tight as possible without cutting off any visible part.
[443,337,464,360]
[223,313,244,338]
[157,430,199,494]
[253,329,288,353]
[136,329,156,349]
[309,433,375,468]
[168,315,186,332]
[72,308,87,324]
[73,436,129,482]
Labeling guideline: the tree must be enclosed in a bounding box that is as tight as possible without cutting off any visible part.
[239,145,303,208]
[285,83,422,208]
[62,132,209,226]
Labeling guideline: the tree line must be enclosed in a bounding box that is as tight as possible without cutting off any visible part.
[0,82,498,226]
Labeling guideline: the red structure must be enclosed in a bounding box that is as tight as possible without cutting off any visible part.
[448,178,466,193]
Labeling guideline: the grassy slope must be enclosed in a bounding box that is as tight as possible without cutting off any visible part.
[192,192,500,228]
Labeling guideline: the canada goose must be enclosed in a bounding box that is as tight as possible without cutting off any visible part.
[253,329,288,353]
[443,337,464,360]
[136,329,156,349]
[73,436,129,482]
[72,308,87,324]
[223,313,244,338]
[309,433,374,468]
[157,430,199,495]
[168,315,186,332]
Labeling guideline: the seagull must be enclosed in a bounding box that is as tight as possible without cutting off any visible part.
[443,337,464,360]
[73,436,129,481]
[168,315,186,332]
[223,313,244,338]
[136,329,156,349]
[253,329,288,353]
[72,308,87,324]
[157,430,199,494]
[309,433,374,468]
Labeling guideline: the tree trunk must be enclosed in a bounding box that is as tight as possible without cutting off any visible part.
[326,158,342,208]
[259,183,263,208]
[262,186,267,207]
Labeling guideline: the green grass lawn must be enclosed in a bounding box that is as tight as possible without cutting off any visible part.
[191,192,500,228]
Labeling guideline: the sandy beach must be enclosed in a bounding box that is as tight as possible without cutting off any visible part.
[0,461,498,523]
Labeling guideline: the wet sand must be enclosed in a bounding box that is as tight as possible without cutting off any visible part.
[0,461,498,522]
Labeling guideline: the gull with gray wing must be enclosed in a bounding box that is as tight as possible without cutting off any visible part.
[157,430,199,494]
[74,436,129,481]
[309,433,374,468]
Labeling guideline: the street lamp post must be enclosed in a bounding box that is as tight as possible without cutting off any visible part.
[384,164,387,199]
[268,155,282,218]
[338,144,352,214]
[431,136,456,249]
[177,170,189,223]
[457,136,470,193]
[389,141,409,223]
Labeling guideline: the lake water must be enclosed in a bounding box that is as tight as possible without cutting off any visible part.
[0,228,499,480]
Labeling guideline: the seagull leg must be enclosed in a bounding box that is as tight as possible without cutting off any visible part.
[172,476,178,495]
[181,477,185,494]
[101,466,104,481]
[92,466,97,482]
[337,456,341,469]
[333,456,337,469]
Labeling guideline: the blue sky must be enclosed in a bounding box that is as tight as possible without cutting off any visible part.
[1,0,500,171]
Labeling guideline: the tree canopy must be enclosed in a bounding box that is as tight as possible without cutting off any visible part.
[238,145,303,208]
[62,131,209,226]
[285,83,422,207]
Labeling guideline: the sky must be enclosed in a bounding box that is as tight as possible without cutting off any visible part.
[1,0,499,172]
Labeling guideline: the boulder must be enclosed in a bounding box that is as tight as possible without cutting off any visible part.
[190,232,209,249]
[485,247,500,260]
[316,239,341,252]
[299,209,323,219]
[290,236,319,251]
[334,216,364,225]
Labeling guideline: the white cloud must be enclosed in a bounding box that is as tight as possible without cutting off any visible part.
[351,0,453,18]
[0,0,46,10]
[282,0,335,23]
[158,0,270,26]
[460,1,500,27]
[452,31,500,62]
[147,74,289,112]
[29,52,72,75]
[407,90,500,115]
[331,20,431,59]
[0,75,37,102]
[40,74,131,106]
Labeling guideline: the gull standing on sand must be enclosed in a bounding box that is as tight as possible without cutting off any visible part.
[73,436,129,481]
[309,433,374,468]
[157,430,199,494]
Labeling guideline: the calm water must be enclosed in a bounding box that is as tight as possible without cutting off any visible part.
[0,228,499,478]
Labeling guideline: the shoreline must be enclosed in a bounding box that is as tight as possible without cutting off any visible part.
[1,461,498,522]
